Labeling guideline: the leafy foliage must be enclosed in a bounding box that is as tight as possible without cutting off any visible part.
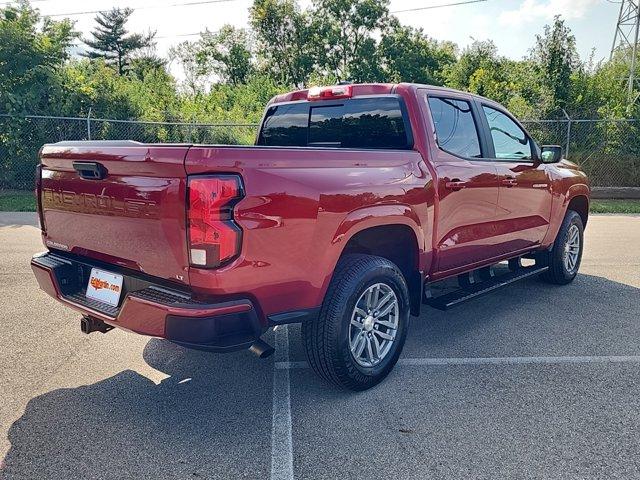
[380,19,456,85]
[250,0,314,87]
[0,1,76,113]
[1,0,640,189]
[83,8,155,75]
[198,26,254,85]
[530,16,578,116]
[311,0,389,81]
[172,26,254,87]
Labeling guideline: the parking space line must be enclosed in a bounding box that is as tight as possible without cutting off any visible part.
[276,355,640,370]
[271,326,294,480]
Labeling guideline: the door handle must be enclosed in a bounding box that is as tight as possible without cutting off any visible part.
[73,161,108,180]
[445,180,467,191]
[501,177,517,187]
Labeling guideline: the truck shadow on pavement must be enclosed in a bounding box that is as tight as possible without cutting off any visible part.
[286,274,640,480]
[1,340,275,479]
[2,274,639,479]
[400,273,640,359]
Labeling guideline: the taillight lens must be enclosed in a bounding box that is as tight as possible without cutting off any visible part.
[187,175,244,268]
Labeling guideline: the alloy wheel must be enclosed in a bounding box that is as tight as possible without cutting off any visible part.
[349,282,399,367]
[564,224,581,273]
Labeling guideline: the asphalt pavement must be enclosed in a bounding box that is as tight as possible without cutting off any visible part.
[1,213,639,480]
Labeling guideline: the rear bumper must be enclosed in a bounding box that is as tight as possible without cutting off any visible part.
[31,252,265,352]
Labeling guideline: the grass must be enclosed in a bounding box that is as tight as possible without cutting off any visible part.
[0,191,638,214]
[590,199,640,214]
[0,191,36,212]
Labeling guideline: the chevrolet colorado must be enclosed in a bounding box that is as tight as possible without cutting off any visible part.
[31,83,590,390]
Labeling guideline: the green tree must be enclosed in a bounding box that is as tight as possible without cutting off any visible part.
[0,0,76,113]
[501,59,544,118]
[129,52,168,81]
[196,26,254,85]
[250,0,314,87]
[530,15,579,115]
[83,8,155,75]
[169,40,206,94]
[445,40,501,91]
[380,19,456,85]
[0,1,78,188]
[57,60,139,119]
[311,0,389,81]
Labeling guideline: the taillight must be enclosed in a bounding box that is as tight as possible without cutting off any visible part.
[187,175,244,268]
[307,85,352,101]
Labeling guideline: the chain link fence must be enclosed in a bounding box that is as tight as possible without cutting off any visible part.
[1,113,639,190]
[0,114,259,190]
[521,119,640,188]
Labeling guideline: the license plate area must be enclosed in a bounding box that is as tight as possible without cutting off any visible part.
[86,268,124,307]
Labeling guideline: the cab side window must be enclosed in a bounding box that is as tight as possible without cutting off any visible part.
[482,106,533,160]
[427,97,482,158]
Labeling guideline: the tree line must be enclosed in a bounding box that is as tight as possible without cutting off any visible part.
[1,0,638,124]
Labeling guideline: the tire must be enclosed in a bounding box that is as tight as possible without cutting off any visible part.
[302,254,410,391]
[541,209,584,285]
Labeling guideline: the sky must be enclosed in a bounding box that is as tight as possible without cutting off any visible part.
[8,0,623,79]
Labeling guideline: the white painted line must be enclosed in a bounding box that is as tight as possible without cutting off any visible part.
[276,355,640,370]
[275,361,307,370]
[399,355,640,366]
[271,326,294,480]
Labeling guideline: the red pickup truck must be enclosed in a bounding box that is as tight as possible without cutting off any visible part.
[32,83,589,390]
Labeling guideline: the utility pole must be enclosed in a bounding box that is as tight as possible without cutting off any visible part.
[610,0,640,102]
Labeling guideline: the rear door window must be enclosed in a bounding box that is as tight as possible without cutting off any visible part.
[427,97,482,158]
[257,96,411,149]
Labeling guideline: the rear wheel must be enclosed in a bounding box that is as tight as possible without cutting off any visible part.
[302,254,410,391]
[541,210,584,285]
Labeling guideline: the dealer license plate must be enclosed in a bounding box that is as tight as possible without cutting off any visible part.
[86,268,123,307]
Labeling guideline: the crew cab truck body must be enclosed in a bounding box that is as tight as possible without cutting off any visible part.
[32,83,590,390]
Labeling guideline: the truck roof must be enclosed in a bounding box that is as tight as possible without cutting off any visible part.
[269,82,497,106]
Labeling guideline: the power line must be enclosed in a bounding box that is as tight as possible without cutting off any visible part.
[47,0,243,18]
[157,32,206,39]
[45,0,486,19]
[391,0,488,14]
[41,0,488,40]
[155,0,489,40]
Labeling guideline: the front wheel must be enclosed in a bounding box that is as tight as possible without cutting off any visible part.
[302,254,410,391]
[541,210,584,285]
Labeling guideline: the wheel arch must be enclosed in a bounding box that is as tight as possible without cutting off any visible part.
[542,183,590,248]
[566,194,589,227]
[334,214,424,317]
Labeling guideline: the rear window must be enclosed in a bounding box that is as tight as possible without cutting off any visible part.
[427,96,482,158]
[257,96,412,150]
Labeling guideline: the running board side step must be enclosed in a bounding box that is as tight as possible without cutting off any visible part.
[425,265,549,310]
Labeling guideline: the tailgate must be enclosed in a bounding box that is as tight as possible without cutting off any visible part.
[39,141,191,286]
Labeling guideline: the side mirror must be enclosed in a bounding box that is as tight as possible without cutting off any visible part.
[540,145,563,164]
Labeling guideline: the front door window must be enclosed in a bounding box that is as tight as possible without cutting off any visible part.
[482,106,533,160]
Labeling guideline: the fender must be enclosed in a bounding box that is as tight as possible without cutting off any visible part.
[563,182,590,208]
[310,204,427,307]
[542,181,590,248]
[331,204,425,251]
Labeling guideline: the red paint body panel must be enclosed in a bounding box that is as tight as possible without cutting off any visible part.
[39,144,191,285]
[34,83,589,344]
[184,146,433,315]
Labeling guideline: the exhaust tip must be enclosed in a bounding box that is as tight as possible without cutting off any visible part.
[80,316,114,334]
[80,317,90,334]
[249,339,275,359]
